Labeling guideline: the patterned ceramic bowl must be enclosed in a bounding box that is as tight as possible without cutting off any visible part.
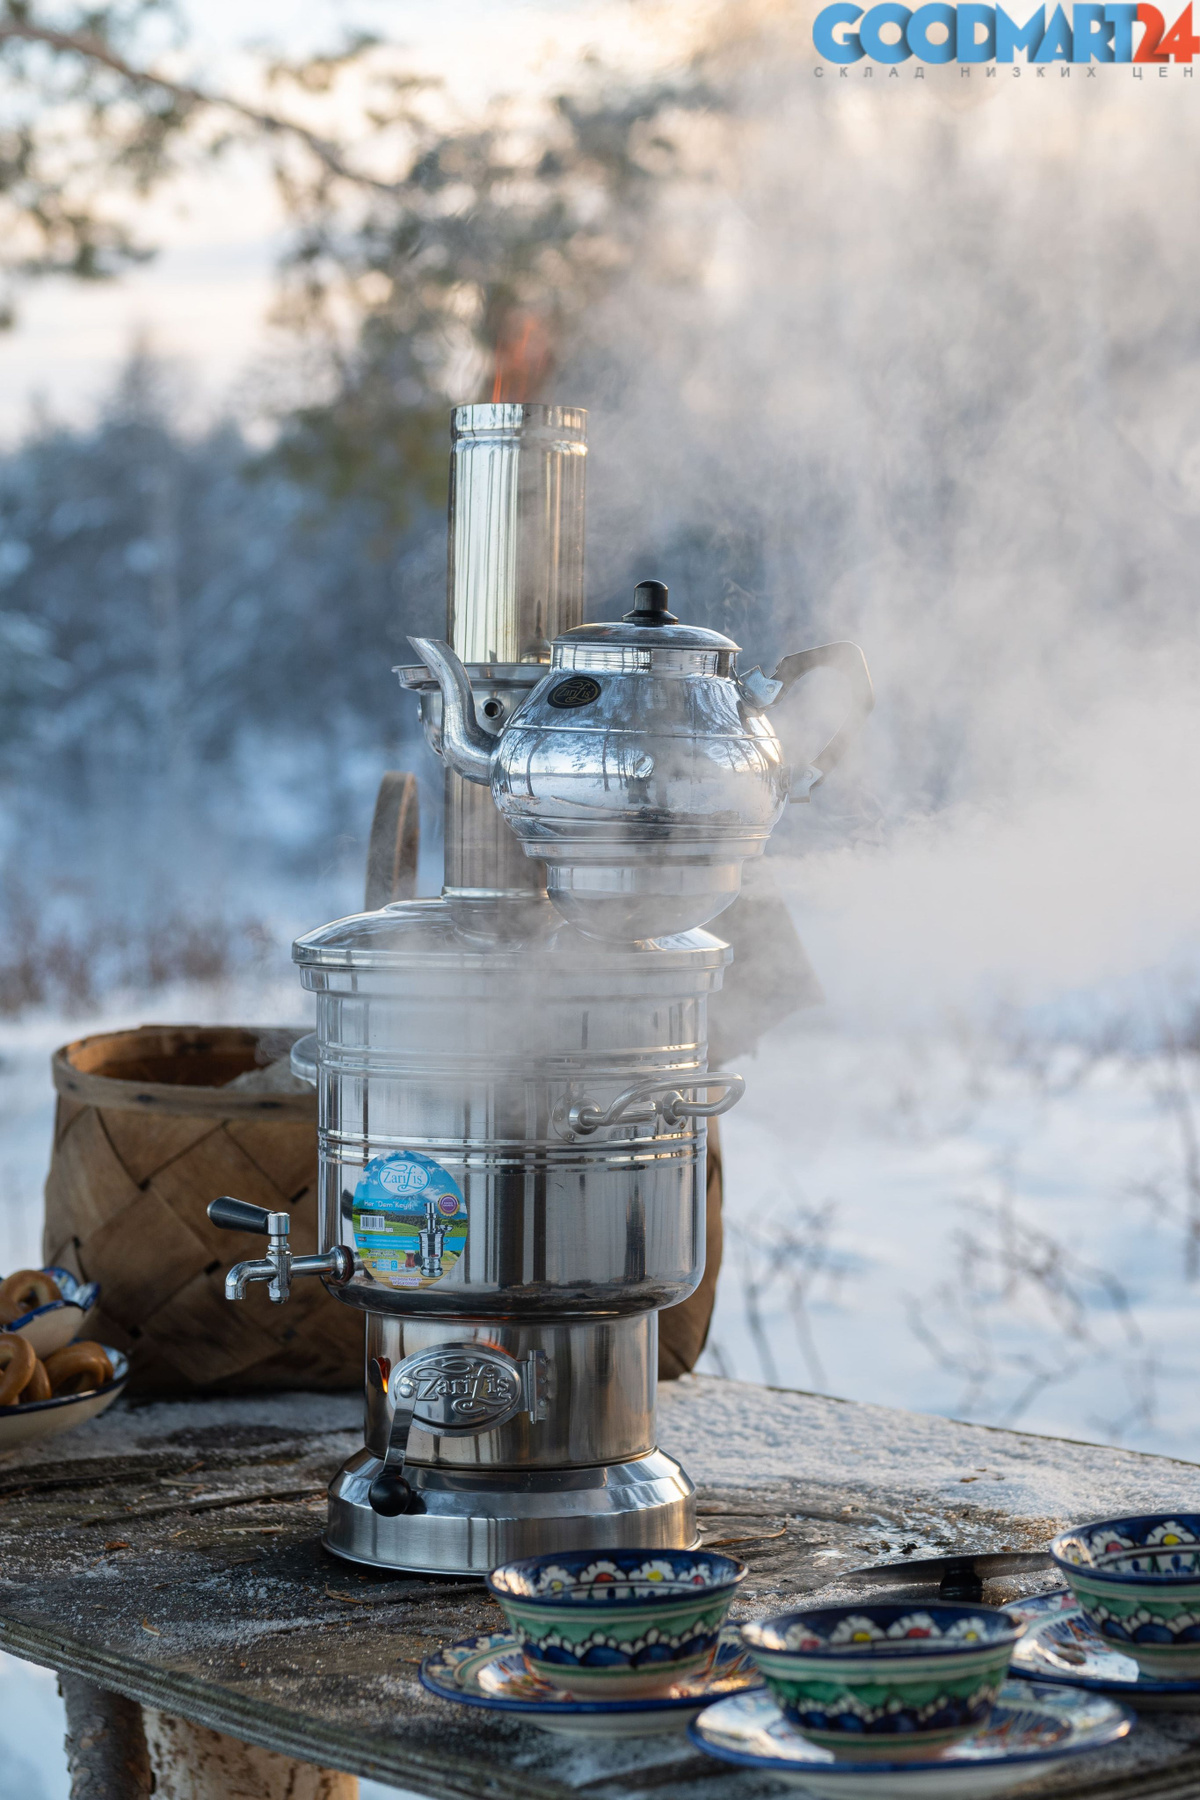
[485,1549,747,1700]
[1050,1514,1200,1678]
[739,1602,1024,1762]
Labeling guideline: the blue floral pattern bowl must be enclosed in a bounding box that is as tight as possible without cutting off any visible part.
[739,1603,1024,1762]
[1050,1513,1200,1678]
[486,1548,747,1700]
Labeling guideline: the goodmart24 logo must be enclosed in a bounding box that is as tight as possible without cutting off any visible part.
[813,2,1200,62]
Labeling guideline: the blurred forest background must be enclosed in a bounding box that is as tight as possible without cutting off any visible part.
[3,0,1199,1024]
[0,0,779,1006]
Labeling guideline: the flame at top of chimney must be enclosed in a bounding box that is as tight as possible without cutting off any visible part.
[490,311,554,403]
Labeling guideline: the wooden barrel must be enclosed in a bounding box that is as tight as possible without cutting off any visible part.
[43,1025,362,1397]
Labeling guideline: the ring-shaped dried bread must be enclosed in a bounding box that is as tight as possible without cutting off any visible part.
[0,1269,62,1314]
[19,1357,52,1404]
[0,1334,37,1405]
[44,1341,113,1398]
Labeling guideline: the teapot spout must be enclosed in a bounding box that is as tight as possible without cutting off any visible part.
[407,637,497,786]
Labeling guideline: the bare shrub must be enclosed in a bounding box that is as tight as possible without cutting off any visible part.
[1139,1026,1200,1280]
[0,886,274,1018]
[733,1197,847,1392]
[905,1182,1157,1443]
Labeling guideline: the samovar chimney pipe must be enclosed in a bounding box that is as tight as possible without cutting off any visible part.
[441,403,588,930]
[447,402,587,663]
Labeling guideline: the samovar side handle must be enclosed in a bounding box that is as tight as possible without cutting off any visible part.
[566,1073,745,1137]
[741,641,874,799]
[658,1075,747,1125]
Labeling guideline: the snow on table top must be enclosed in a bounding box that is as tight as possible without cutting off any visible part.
[659,1375,1200,1527]
[12,1373,1198,1536]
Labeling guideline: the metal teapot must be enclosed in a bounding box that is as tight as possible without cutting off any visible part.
[408,580,874,942]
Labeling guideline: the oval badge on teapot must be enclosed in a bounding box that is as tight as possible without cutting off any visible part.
[547,674,601,709]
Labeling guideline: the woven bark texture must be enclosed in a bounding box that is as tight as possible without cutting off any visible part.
[43,1026,362,1397]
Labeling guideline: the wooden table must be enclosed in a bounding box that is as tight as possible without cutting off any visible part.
[3,1376,1200,1798]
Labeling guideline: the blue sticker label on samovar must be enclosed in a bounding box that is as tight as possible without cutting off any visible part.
[351,1151,467,1289]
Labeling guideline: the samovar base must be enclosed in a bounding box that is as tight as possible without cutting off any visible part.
[323,1446,697,1576]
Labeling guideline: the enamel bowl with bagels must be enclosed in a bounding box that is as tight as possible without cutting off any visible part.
[0,1332,127,1450]
[0,1266,99,1358]
[0,1265,124,1450]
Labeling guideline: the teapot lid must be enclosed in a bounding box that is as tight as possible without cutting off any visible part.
[554,581,739,655]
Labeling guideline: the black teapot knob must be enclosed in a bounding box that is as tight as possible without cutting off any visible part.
[623,580,678,626]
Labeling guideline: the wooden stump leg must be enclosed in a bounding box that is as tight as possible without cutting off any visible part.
[60,1675,154,1800]
[143,1710,358,1799]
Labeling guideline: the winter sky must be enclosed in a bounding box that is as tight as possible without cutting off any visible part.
[0,0,704,439]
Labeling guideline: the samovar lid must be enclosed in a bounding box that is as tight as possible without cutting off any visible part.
[292,899,731,987]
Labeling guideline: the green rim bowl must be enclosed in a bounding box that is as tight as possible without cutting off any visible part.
[485,1548,747,1699]
[740,1602,1024,1761]
[1050,1513,1200,1679]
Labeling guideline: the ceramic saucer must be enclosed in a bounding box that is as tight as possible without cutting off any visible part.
[688,1678,1133,1796]
[1009,1588,1200,1711]
[420,1624,761,1736]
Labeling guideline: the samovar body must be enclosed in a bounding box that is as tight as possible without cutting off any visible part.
[296,900,732,1571]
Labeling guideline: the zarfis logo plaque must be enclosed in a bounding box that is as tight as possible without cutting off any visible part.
[392,1344,546,1435]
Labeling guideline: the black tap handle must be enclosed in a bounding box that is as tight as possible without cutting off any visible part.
[368,1468,413,1517]
[207,1197,272,1234]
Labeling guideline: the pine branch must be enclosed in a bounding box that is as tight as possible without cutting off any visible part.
[0,16,401,194]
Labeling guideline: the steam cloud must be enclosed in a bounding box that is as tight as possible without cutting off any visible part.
[568,23,1200,1029]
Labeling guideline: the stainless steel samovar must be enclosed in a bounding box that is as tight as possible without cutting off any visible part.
[207,403,872,1575]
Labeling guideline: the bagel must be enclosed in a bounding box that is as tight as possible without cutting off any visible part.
[0,1269,62,1315]
[18,1357,52,1404]
[0,1334,37,1405]
[44,1342,113,1397]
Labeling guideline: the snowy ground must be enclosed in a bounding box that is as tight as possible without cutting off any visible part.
[2,979,1199,1792]
[702,1011,1200,1463]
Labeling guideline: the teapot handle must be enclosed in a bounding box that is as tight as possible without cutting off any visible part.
[770,641,874,793]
